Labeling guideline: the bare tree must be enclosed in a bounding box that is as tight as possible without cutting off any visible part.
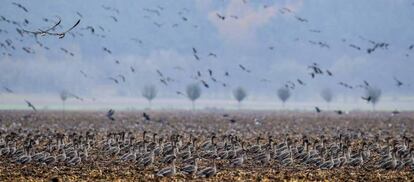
[320,88,333,109]
[59,90,82,117]
[186,83,201,110]
[142,84,158,109]
[233,86,247,109]
[277,87,291,108]
[60,90,68,117]
[365,86,382,110]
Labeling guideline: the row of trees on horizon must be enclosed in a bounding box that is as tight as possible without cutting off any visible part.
[59,83,382,111]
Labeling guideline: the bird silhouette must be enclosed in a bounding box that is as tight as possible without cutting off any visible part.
[25,100,37,112]
[361,96,372,102]
[12,2,28,12]
[216,13,225,20]
[143,112,151,121]
[45,19,81,39]
[393,77,403,87]
[106,109,115,121]
[239,64,251,73]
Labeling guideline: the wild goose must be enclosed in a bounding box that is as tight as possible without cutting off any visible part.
[137,149,155,168]
[319,156,334,170]
[253,150,271,165]
[32,151,46,162]
[120,146,136,162]
[0,143,11,156]
[180,157,199,176]
[199,144,218,159]
[16,150,32,164]
[42,154,56,165]
[16,140,33,164]
[200,135,217,151]
[216,143,230,159]
[67,151,81,166]
[79,148,89,161]
[106,142,120,157]
[162,145,177,164]
[348,151,364,167]
[230,153,245,167]
[56,149,67,163]
[179,146,193,160]
[197,159,217,178]
[281,150,294,166]
[247,137,263,154]
[156,157,177,177]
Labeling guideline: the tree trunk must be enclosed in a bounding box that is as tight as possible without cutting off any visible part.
[62,101,65,120]
[192,101,195,111]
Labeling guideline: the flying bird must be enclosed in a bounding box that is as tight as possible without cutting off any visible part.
[208,52,217,57]
[143,8,161,16]
[193,54,200,61]
[108,77,119,84]
[160,79,168,86]
[143,112,151,121]
[156,70,164,77]
[208,69,213,76]
[315,107,321,113]
[103,47,112,54]
[12,2,28,12]
[76,11,83,18]
[239,64,251,73]
[3,87,14,93]
[106,109,115,121]
[326,70,333,76]
[176,91,184,95]
[393,77,403,87]
[216,13,225,20]
[363,80,370,87]
[118,75,126,82]
[349,44,361,50]
[201,80,209,88]
[295,16,308,22]
[109,16,118,22]
[297,79,305,85]
[230,15,239,19]
[391,110,400,116]
[45,19,81,39]
[25,100,37,112]
[80,70,88,78]
[361,96,372,102]
[23,17,62,36]
[309,72,315,78]
[83,26,95,34]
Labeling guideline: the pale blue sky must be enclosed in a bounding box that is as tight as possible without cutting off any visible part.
[0,0,413,102]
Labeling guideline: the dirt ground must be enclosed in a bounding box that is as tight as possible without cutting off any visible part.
[0,110,413,181]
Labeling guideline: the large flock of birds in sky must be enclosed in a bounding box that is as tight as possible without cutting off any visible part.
[0,1,412,112]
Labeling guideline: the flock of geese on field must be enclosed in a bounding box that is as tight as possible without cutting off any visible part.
[1,128,413,178]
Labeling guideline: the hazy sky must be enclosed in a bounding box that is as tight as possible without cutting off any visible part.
[1,0,413,104]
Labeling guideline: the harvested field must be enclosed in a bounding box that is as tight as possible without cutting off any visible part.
[0,110,413,181]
